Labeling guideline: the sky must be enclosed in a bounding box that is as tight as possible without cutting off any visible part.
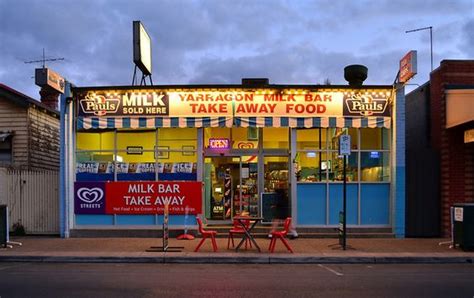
[0,0,472,100]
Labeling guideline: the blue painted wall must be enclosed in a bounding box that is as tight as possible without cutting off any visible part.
[328,184,358,225]
[360,184,390,225]
[297,183,390,226]
[76,215,193,226]
[297,184,326,225]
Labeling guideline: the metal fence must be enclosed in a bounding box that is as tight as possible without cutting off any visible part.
[0,168,59,235]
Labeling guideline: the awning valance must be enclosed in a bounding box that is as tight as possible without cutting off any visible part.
[77,116,390,130]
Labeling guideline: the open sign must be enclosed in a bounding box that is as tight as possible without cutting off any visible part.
[209,138,230,149]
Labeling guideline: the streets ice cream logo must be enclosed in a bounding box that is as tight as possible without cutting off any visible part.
[77,187,104,210]
[344,93,389,117]
[79,94,120,116]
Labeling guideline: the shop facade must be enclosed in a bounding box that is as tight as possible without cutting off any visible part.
[59,82,406,237]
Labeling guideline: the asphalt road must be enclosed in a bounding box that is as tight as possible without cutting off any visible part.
[0,263,473,297]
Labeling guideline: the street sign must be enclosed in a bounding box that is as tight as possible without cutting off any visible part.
[339,135,351,156]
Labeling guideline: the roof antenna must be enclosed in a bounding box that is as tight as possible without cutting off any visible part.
[24,48,64,69]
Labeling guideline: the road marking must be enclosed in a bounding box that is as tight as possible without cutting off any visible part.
[318,264,344,276]
[0,264,26,271]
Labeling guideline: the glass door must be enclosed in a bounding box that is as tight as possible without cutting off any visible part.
[261,155,290,222]
[238,155,259,217]
[204,155,259,220]
[204,156,237,220]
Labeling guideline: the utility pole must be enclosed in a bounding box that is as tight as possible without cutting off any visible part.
[406,26,433,72]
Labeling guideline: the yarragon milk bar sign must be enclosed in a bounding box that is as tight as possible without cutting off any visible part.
[74,181,202,215]
[76,89,392,118]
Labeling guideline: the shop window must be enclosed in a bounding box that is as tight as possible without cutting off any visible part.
[0,136,12,165]
[76,151,115,181]
[117,130,155,150]
[263,127,289,149]
[360,151,390,181]
[205,128,260,150]
[204,128,230,149]
[360,128,389,150]
[76,131,114,151]
[329,151,358,182]
[232,127,258,150]
[158,152,197,181]
[159,128,197,151]
[295,151,328,182]
[296,128,325,150]
[329,128,358,150]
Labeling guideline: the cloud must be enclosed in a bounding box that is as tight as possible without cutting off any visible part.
[189,44,402,86]
[0,0,471,100]
[459,19,474,57]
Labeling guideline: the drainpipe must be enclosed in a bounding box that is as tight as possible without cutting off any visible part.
[59,82,72,238]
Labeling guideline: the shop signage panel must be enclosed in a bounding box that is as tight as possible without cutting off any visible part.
[464,129,474,143]
[75,182,107,214]
[339,135,351,155]
[76,89,392,118]
[105,181,202,215]
[399,50,417,84]
[74,181,202,215]
[35,68,65,94]
[342,93,390,117]
[209,138,230,149]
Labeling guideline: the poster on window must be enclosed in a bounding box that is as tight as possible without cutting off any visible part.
[76,162,113,173]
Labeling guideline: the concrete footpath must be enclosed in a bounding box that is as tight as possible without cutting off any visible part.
[1,236,473,264]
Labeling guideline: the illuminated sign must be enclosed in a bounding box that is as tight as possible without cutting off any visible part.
[370,151,380,158]
[465,129,474,143]
[399,50,417,84]
[78,92,169,116]
[343,93,390,117]
[209,138,230,150]
[35,68,65,94]
[133,21,152,76]
[76,89,391,118]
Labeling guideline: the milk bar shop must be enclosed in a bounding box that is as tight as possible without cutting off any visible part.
[60,76,406,237]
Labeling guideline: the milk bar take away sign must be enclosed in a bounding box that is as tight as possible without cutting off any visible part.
[74,181,202,215]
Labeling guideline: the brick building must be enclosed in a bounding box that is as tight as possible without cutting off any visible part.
[406,60,474,237]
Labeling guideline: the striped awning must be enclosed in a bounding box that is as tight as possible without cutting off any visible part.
[77,116,391,130]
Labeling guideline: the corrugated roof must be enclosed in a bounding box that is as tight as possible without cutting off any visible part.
[0,83,60,117]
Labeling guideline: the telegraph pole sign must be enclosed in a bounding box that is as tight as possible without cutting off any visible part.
[339,135,351,250]
[339,135,351,156]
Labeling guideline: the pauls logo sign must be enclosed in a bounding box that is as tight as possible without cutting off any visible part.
[79,94,120,116]
[77,91,169,117]
[343,93,390,117]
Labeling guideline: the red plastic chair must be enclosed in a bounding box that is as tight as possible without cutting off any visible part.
[227,218,252,249]
[268,217,294,253]
[194,217,218,252]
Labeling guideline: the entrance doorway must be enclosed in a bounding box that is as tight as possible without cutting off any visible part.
[204,155,259,221]
[261,156,290,223]
[204,154,290,222]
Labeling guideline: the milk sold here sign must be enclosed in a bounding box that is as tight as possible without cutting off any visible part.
[74,181,202,215]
